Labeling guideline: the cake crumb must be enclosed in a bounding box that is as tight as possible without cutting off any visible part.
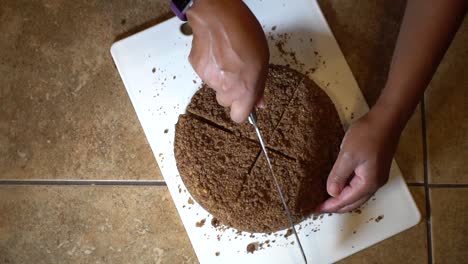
[215,252,220,256]
[246,242,259,254]
[164,129,169,134]
[375,215,384,222]
[196,218,206,227]
[188,197,194,205]
[211,217,220,228]
[152,68,156,73]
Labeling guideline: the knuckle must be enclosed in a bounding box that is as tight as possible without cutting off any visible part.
[331,172,345,183]
[216,93,230,107]
[340,151,354,162]
[221,83,231,92]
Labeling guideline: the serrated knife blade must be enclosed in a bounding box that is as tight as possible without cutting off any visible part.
[248,111,307,264]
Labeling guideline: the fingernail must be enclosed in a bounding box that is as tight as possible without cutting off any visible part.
[257,100,266,109]
[328,183,340,197]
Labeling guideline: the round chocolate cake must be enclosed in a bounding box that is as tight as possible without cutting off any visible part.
[174,64,343,233]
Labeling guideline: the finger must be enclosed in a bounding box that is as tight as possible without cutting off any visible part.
[256,94,266,109]
[230,93,256,123]
[317,172,372,213]
[216,91,233,107]
[327,151,359,197]
[188,35,203,73]
[335,194,372,214]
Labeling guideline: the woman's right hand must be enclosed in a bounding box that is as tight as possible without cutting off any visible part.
[187,0,269,123]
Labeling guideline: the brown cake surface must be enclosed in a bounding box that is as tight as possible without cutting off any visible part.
[268,77,343,183]
[174,115,259,220]
[186,64,302,143]
[237,152,328,232]
[174,64,343,233]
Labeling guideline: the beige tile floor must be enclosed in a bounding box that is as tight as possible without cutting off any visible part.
[0,0,467,263]
[426,20,468,184]
[0,0,168,180]
[0,186,196,264]
[430,188,468,263]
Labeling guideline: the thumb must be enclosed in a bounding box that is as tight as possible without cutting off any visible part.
[230,94,256,123]
[327,151,358,197]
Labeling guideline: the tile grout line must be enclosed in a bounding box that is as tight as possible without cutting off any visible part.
[0,179,167,186]
[428,183,468,188]
[405,183,468,188]
[421,98,433,264]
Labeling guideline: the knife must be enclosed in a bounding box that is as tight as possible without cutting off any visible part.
[248,111,307,264]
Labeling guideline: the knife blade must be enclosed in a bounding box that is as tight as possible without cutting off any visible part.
[248,111,307,264]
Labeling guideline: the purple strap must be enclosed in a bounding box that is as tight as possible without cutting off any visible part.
[170,1,188,21]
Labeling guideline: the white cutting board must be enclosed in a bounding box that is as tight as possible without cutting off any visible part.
[110,0,420,263]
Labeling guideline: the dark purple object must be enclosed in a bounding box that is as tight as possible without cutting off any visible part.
[170,1,188,21]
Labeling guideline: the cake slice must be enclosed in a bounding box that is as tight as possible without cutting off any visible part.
[234,151,328,233]
[186,64,302,143]
[268,77,343,185]
[174,114,260,225]
[185,86,236,133]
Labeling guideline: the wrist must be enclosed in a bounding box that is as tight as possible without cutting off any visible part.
[367,100,406,140]
[370,83,416,133]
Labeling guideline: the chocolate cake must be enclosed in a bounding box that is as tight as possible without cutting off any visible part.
[174,64,343,233]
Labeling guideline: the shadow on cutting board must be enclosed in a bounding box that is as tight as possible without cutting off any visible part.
[114,11,174,42]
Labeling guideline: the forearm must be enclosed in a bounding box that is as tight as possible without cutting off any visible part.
[371,0,466,132]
